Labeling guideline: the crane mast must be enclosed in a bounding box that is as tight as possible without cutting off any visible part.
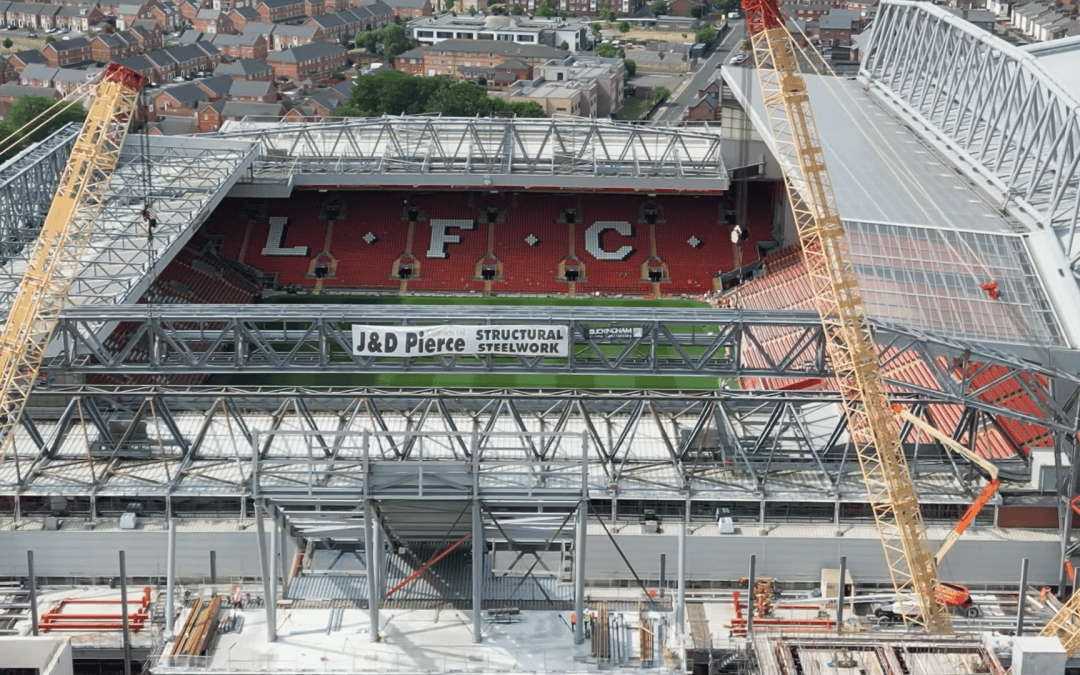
[740,1,951,632]
[0,64,145,474]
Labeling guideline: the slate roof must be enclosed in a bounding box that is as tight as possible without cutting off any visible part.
[265,41,346,62]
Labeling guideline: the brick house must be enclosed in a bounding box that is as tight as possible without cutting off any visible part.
[228,78,276,101]
[268,22,321,49]
[685,89,718,122]
[147,1,184,31]
[41,36,93,67]
[18,63,58,88]
[178,0,200,22]
[193,8,233,33]
[396,40,567,78]
[115,54,158,83]
[215,57,274,79]
[210,31,268,58]
[817,9,864,47]
[226,5,259,29]
[8,49,47,75]
[196,99,283,132]
[91,32,141,62]
[55,5,105,32]
[382,0,431,20]
[25,65,101,94]
[7,2,51,29]
[265,41,346,80]
[255,0,307,22]
[151,81,212,117]
[143,49,181,82]
[306,3,392,40]
[126,24,165,51]
[115,2,144,30]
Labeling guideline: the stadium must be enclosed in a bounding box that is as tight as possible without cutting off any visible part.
[1,1,1080,673]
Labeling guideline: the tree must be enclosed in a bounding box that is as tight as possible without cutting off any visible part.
[623,58,636,76]
[44,36,56,44]
[559,40,569,50]
[648,0,669,14]
[600,7,616,20]
[0,96,87,162]
[617,20,630,32]
[338,69,448,116]
[590,22,601,36]
[595,42,617,57]
[510,4,524,14]
[695,24,716,44]
[354,23,416,63]
[649,86,669,103]
[425,81,502,116]
[536,0,557,17]
[507,101,546,117]
[2,37,11,49]
[477,75,487,86]
[691,4,707,18]
[468,5,477,14]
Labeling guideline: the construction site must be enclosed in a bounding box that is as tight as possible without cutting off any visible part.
[3,0,1080,674]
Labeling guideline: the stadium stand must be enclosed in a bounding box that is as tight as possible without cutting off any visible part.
[735,244,1050,460]
[203,189,782,295]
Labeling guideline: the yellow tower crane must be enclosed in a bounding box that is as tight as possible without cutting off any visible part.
[739,0,951,632]
[0,63,145,474]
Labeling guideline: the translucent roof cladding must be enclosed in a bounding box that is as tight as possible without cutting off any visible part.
[847,220,1064,346]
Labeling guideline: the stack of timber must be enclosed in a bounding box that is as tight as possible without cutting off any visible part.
[170,595,222,660]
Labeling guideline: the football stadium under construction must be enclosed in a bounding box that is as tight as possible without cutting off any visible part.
[3,1,1080,674]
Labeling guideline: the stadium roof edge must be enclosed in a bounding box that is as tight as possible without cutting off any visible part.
[201,116,730,194]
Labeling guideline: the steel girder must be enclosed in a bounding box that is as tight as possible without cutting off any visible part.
[0,123,78,262]
[862,1,1080,267]
[48,304,1074,431]
[0,387,1015,508]
[207,116,729,192]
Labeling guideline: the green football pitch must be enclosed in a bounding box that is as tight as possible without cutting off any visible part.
[211,294,723,389]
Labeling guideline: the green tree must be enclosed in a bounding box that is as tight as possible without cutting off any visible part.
[648,0,669,14]
[600,7,616,20]
[338,70,448,116]
[695,24,716,43]
[617,20,630,32]
[354,23,416,63]
[468,5,477,14]
[510,4,524,14]
[507,100,546,117]
[590,22,602,36]
[425,81,503,116]
[2,37,11,49]
[536,0,557,17]
[0,96,87,161]
[44,36,56,44]
[560,40,569,50]
[595,42,617,57]
[649,86,669,103]
[623,58,636,76]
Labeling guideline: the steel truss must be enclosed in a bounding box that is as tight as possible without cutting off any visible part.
[208,116,728,192]
[862,1,1080,267]
[0,123,78,262]
[0,385,1057,509]
[48,304,1073,430]
[0,134,257,314]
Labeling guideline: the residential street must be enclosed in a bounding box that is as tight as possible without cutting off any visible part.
[651,18,747,124]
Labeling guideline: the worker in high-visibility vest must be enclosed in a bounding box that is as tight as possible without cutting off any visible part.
[583,609,592,638]
[570,612,576,631]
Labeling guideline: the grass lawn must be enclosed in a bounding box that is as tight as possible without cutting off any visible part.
[615,98,652,121]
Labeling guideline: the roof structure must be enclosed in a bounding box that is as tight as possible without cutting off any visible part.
[209,116,728,192]
[722,42,1078,351]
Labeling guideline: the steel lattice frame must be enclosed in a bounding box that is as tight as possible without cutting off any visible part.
[862,1,1080,268]
[208,116,728,192]
[0,386,1038,507]
[0,135,256,313]
[46,304,1075,431]
[0,124,78,261]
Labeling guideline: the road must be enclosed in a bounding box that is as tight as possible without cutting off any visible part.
[651,19,747,125]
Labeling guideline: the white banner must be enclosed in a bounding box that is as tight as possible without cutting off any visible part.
[352,324,569,357]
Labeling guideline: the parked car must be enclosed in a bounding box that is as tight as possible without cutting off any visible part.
[27,32,38,38]
[732,53,748,65]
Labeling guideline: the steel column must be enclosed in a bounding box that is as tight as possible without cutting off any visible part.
[1017,557,1029,637]
[269,514,279,608]
[364,499,379,642]
[837,555,847,636]
[166,519,176,636]
[676,506,686,638]
[27,550,38,637]
[746,554,756,638]
[472,496,483,643]
[255,502,276,642]
[119,551,131,675]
